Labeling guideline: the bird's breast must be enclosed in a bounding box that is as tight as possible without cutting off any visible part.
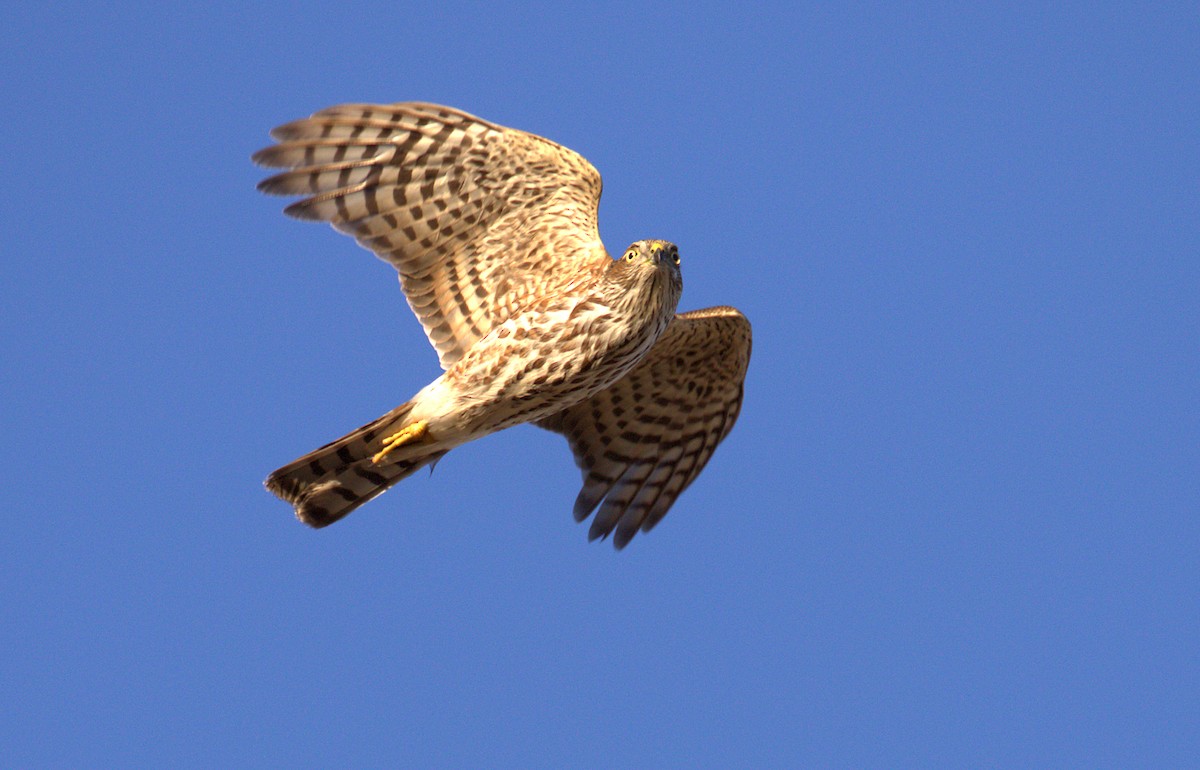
[443,297,666,432]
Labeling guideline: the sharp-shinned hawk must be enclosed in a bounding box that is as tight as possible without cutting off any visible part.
[254,102,751,548]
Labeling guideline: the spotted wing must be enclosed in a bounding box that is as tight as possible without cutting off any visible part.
[537,307,752,549]
[254,102,608,368]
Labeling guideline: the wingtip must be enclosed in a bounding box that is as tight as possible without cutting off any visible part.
[573,487,602,522]
[255,171,291,195]
[250,145,286,168]
[267,121,305,142]
[281,199,326,222]
[249,148,267,167]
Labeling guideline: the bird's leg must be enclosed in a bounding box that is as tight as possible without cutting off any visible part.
[372,420,431,464]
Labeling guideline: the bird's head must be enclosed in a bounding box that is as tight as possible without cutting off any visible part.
[606,239,683,319]
[618,239,681,273]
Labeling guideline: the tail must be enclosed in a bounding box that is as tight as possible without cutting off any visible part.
[265,401,448,528]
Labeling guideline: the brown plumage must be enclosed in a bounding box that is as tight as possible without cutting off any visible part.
[255,102,751,547]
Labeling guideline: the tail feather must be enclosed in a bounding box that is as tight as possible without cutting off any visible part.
[265,402,447,527]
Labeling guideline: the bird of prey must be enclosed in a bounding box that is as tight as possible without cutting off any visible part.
[254,102,751,548]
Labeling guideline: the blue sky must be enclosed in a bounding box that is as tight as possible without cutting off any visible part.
[3,2,1197,766]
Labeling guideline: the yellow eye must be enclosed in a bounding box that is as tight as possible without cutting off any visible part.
[624,250,637,262]
[673,252,680,265]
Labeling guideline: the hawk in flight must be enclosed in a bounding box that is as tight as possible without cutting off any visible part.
[255,103,751,548]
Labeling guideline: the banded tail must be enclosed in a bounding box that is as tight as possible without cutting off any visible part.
[265,402,447,527]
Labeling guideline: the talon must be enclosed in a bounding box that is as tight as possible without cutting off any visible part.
[372,420,430,464]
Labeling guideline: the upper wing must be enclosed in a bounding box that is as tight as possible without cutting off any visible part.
[537,307,752,549]
[253,102,609,368]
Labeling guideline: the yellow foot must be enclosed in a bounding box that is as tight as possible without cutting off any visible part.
[371,420,431,464]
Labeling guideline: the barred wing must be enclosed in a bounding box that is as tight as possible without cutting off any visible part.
[254,102,608,368]
[538,307,752,548]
